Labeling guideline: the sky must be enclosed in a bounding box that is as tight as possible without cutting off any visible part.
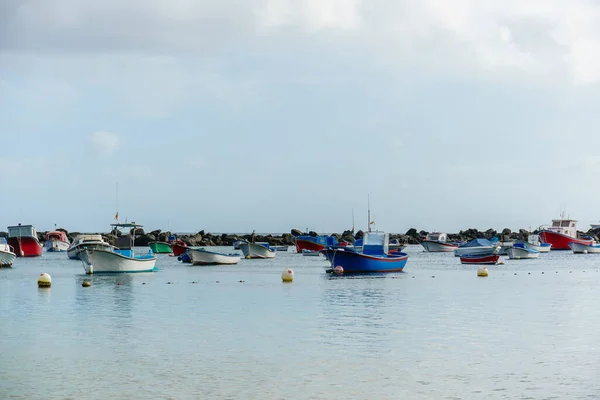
[2,0,600,234]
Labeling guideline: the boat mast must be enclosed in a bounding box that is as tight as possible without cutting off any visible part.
[367,194,371,233]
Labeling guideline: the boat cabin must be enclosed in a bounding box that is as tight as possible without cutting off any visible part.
[111,223,142,250]
[425,232,447,242]
[549,219,578,238]
[362,232,389,256]
[7,224,37,239]
[46,231,68,242]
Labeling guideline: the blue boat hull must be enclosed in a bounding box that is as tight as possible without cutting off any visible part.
[322,248,408,273]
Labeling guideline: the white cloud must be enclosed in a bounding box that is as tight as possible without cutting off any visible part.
[90,131,120,157]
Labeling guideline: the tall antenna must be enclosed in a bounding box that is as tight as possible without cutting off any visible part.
[367,194,371,233]
[352,208,355,233]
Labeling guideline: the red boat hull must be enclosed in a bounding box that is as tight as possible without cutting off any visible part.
[7,237,42,257]
[460,254,499,265]
[171,241,188,256]
[538,230,593,250]
[295,239,326,253]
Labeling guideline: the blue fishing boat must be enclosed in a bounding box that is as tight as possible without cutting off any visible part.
[322,232,408,273]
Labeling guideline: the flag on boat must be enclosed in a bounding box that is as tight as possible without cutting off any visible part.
[115,212,119,221]
[370,221,375,225]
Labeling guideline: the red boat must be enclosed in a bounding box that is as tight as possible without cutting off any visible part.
[171,240,188,256]
[6,224,43,257]
[460,254,500,265]
[538,217,593,250]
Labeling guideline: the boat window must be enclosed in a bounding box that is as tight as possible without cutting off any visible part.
[561,221,570,227]
[552,221,560,227]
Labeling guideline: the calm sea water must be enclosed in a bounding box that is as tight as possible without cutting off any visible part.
[1,245,599,399]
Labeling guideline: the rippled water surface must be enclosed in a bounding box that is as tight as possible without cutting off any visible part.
[2,246,600,399]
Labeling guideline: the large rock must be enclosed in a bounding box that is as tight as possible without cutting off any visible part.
[291,229,304,237]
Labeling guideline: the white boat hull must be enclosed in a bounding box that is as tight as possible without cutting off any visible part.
[507,247,539,259]
[421,241,457,252]
[189,249,241,265]
[80,249,156,273]
[67,242,115,260]
[239,243,275,259]
[0,249,16,267]
[454,246,499,257]
[569,242,600,254]
[45,239,70,252]
[524,242,551,253]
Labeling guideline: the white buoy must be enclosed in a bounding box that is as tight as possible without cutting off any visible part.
[477,267,488,277]
[333,266,344,275]
[38,273,52,288]
[281,268,294,282]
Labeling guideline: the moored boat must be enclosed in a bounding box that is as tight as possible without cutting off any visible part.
[525,234,552,253]
[322,231,408,273]
[44,231,70,252]
[171,239,188,256]
[459,254,500,265]
[302,249,321,256]
[569,242,600,254]
[538,216,593,250]
[6,224,43,257]
[454,238,500,257]
[271,245,289,251]
[148,241,172,254]
[239,242,276,259]
[189,248,241,265]
[420,232,459,252]
[294,235,339,253]
[506,243,540,259]
[67,234,116,260]
[80,222,156,273]
[0,238,16,267]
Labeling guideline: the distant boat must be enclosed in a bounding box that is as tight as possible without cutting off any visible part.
[233,240,246,250]
[525,234,552,253]
[171,239,188,256]
[0,238,16,267]
[591,223,600,230]
[6,224,42,257]
[44,231,70,252]
[538,215,593,250]
[301,249,321,256]
[80,222,156,274]
[569,242,600,254]
[271,245,289,251]
[322,232,408,273]
[496,240,515,256]
[420,232,460,252]
[459,254,500,265]
[148,241,172,254]
[454,238,500,257]
[506,242,540,259]
[67,234,116,260]
[189,248,241,265]
[239,242,276,259]
[294,235,340,253]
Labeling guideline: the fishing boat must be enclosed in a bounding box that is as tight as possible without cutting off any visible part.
[538,215,593,250]
[178,249,192,263]
[0,238,16,267]
[44,231,70,252]
[569,242,600,254]
[420,232,460,252]
[80,222,156,274]
[294,234,340,253]
[506,242,540,259]
[459,254,500,265]
[189,248,241,265]
[497,240,515,256]
[6,224,43,257]
[67,234,116,260]
[302,249,321,256]
[322,231,408,273]
[454,238,500,257]
[148,241,172,254]
[525,234,552,253]
[271,245,289,251]
[239,242,276,259]
[171,239,188,256]
[233,240,246,250]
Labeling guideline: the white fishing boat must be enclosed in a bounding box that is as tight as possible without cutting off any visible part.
[454,238,500,257]
[67,234,116,260]
[271,245,289,251]
[525,234,552,253]
[239,242,276,259]
[44,231,70,252]
[569,242,600,254]
[80,222,156,274]
[498,240,515,256]
[420,232,459,252]
[507,243,540,259]
[189,248,241,265]
[302,249,321,256]
[233,240,246,250]
[0,238,16,267]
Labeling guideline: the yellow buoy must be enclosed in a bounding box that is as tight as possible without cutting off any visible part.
[38,273,52,288]
[477,267,488,277]
[281,268,294,282]
[82,281,91,287]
